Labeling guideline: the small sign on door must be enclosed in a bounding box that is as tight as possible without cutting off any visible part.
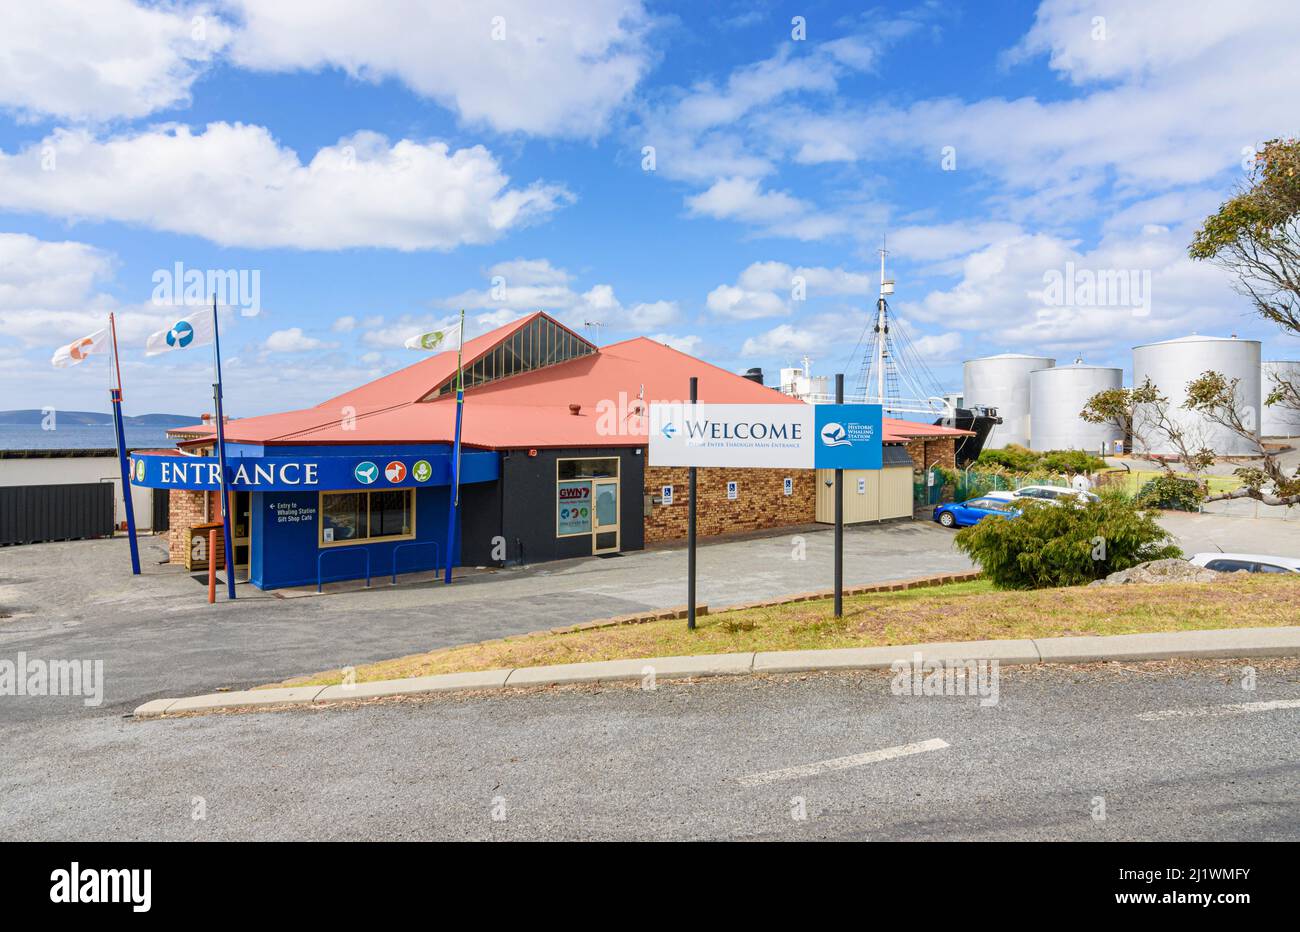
[857,477,866,494]
[783,477,793,496]
[661,484,673,506]
[726,481,738,500]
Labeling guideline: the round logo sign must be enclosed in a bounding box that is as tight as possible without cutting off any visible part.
[820,422,850,447]
[166,320,194,348]
[134,458,146,481]
[412,459,432,482]
[385,461,407,483]
[354,461,378,485]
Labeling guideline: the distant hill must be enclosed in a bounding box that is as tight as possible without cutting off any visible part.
[0,410,198,427]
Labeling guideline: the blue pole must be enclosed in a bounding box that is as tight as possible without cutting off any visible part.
[108,314,140,575]
[210,297,236,600]
[443,309,466,585]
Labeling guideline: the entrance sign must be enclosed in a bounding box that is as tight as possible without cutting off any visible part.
[130,450,498,492]
[557,480,592,535]
[649,402,881,469]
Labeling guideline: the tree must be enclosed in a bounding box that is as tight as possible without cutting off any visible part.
[1079,379,1215,475]
[1186,136,1300,504]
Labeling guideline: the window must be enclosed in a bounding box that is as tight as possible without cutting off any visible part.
[1256,562,1291,574]
[424,316,595,399]
[558,457,619,480]
[1205,559,1252,573]
[320,489,415,546]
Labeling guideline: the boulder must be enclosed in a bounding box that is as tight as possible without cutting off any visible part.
[1088,558,1226,587]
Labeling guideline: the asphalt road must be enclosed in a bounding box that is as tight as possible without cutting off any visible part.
[0,521,973,719]
[2,660,1296,840]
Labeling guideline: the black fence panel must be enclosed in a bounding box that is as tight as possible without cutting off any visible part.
[0,482,115,546]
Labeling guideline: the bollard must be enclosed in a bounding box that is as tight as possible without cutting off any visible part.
[208,529,217,604]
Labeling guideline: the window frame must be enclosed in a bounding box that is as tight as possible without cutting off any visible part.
[555,457,619,539]
[318,487,417,548]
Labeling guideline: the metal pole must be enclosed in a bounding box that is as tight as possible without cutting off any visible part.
[210,296,236,600]
[687,376,698,630]
[107,313,140,575]
[834,373,844,618]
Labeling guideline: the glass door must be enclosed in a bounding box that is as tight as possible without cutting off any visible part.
[230,490,251,574]
[592,479,620,554]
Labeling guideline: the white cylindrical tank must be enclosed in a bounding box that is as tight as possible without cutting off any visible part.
[1029,361,1123,452]
[963,354,1055,448]
[1261,361,1300,437]
[1131,335,1262,456]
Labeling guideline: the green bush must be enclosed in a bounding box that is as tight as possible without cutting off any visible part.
[953,491,1182,589]
[1134,474,1205,511]
[975,444,1105,475]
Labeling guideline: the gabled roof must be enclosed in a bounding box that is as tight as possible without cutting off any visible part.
[173,312,972,449]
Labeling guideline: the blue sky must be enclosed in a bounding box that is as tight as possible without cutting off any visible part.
[2,0,1298,418]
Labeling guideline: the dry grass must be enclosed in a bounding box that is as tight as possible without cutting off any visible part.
[269,575,1300,688]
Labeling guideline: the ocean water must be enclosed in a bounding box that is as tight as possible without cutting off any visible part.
[0,425,178,451]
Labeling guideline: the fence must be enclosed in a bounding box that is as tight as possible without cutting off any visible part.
[0,482,115,546]
[913,468,1072,507]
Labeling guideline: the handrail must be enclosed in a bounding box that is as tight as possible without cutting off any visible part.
[391,540,441,585]
[317,548,371,593]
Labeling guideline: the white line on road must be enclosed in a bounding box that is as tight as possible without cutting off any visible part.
[736,738,950,787]
[1135,698,1300,722]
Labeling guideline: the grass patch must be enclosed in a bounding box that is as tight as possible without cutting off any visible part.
[271,575,1299,688]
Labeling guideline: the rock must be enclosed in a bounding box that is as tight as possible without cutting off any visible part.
[1088,558,1226,587]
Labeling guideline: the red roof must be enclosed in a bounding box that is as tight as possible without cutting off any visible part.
[174,312,971,449]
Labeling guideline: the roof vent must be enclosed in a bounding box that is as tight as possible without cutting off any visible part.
[569,403,581,416]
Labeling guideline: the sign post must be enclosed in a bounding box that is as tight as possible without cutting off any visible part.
[834,374,844,618]
[687,376,698,630]
[649,398,881,628]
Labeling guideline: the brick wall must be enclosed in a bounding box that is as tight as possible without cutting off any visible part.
[643,466,815,543]
[167,489,217,563]
[903,437,957,473]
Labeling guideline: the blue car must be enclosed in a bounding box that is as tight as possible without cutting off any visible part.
[933,496,1021,528]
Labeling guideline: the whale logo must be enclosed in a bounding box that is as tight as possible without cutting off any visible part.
[820,422,851,447]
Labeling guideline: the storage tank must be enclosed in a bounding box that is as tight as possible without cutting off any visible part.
[1131,334,1261,456]
[1261,361,1300,437]
[1029,360,1123,452]
[963,354,1055,448]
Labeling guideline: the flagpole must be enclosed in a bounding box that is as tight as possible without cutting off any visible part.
[108,313,141,575]
[210,296,237,600]
[443,309,466,585]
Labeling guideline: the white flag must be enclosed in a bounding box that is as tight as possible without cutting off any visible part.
[50,328,109,368]
[404,329,446,351]
[146,308,216,356]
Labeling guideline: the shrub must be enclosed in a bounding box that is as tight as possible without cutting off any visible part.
[975,444,1040,472]
[976,445,1105,475]
[1134,474,1205,511]
[953,490,1182,589]
[1040,449,1107,475]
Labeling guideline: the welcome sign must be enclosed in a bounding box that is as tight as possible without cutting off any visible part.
[649,403,881,470]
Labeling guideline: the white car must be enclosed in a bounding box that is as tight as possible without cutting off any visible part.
[985,485,1099,505]
[1187,552,1300,574]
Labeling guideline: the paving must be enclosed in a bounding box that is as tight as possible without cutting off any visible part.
[2,660,1296,840]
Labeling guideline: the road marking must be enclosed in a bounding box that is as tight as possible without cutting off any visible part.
[1135,698,1300,722]
[736,738,949,787]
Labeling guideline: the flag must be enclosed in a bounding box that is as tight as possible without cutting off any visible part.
[145,308,216,356]
[404,329,446,350]
[50,328,109,368]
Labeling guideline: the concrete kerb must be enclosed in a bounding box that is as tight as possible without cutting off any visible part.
[133,626,1300,719]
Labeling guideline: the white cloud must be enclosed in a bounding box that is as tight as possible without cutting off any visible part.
[225,0,653,138]
[740,323,820,357]
[263,327,335,352]
[439,259,678,333]
[0,233,115,311]
[708,261,873,320]
[0,125,572,251]
[0,0,232,121]
[331,316,357,333]
[647,333,702,355]
[686,177,807,223]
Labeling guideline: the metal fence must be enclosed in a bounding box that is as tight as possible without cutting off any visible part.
[0,482,115,546]
[913,468,1073,506]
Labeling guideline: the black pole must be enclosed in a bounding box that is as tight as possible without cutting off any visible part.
[834,373,844,618]
[688,376,698,630]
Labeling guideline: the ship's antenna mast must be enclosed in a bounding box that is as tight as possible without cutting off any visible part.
[875,237,894,404]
